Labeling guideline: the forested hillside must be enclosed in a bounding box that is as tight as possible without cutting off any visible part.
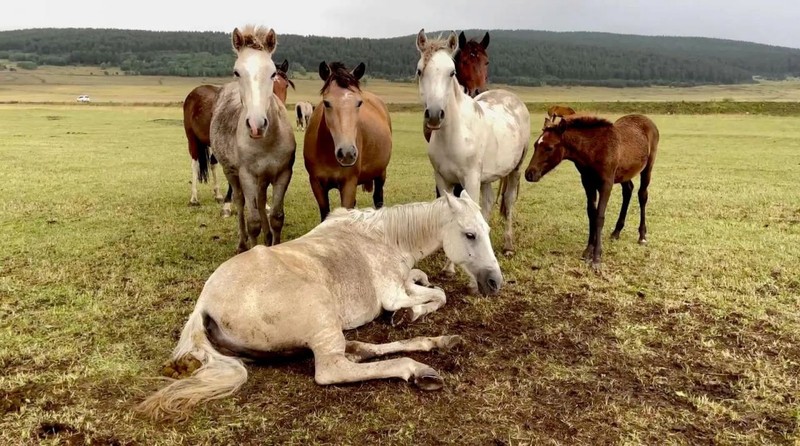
[2,28,799,87]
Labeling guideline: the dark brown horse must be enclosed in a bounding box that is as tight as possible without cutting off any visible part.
[524,114,659,271]
[182,60,293,211]
[304,61,392,221]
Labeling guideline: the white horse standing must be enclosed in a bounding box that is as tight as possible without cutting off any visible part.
[211,26,296,252]
[295,101,314,131]
[415,30,530,266]
[137,193,503,419]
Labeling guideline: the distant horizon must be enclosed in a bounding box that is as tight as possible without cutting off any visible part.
[2,26,799,51]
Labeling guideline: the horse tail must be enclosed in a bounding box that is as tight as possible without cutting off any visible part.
[296,104,303,121]
[196,139,210,184]
[362,180,374,193]
[136,309,247,420]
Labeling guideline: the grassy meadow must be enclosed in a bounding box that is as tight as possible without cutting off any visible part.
[1,100,799,445]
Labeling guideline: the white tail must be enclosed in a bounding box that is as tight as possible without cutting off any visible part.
[136,310,248,419]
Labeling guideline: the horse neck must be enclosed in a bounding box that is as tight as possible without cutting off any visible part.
[437,80,476,137]
[374,199,451,263]
[563,127,611,167]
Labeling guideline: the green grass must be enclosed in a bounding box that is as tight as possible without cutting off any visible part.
[1,105,799,445]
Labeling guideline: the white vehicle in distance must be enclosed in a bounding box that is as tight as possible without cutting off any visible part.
[77,95,91,103]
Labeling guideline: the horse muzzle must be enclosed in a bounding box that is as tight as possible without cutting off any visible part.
[476,268,503,296]
[335,146,358,167]
[525,169,542,183]
[424,107,445,130]
[246,117,268,139]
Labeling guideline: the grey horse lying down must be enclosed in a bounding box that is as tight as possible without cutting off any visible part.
[138,192,503,419]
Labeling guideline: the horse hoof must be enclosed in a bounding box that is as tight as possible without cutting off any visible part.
[440,335,464,351]
[188,201,200,207]
[215,197,224,204]
[503,249,515,257]
[610,232,621,240]
[413,370,444,391]
[221,209,232,218]
[391,308,414,327]
[639,238,648,245]
[591,262,602,273]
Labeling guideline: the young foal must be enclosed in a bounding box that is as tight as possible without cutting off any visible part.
[416,29,530,263]
[524,114,660,271]
[211,26,296,251]
[137,193,503,419]
[304,62,392,221]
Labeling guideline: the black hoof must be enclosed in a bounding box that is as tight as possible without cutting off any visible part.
[391,308,414,327]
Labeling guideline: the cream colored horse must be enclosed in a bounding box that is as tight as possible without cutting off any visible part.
[415,30,530,273]
[295,101,314,131]
[211,26,296,251]
[137,193,503,419]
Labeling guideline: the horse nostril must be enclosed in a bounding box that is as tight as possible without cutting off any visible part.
[245,118,251,129]
[439,110,445,120]
[525,171,532,182]
[488,278,498,291]
[424,109,430,119]
[336,148,344,159]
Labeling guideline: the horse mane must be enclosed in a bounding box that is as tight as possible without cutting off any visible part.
[277,70,295,90]
[563,115,614,130]
[236,25,273,51]
[421,37,454,65]
[320,62,360,93]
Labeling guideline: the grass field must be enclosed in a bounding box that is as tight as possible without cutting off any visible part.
[1,103,799,445]
[5,63,800,104]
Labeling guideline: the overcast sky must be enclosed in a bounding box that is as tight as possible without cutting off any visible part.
[3,0,800,48]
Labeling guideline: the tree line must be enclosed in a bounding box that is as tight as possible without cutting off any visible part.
[1,28,799,86]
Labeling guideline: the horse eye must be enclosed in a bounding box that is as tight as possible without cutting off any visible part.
[271,72,277,79]
[233,70,240,78]
[465,232,476,240]
[450,71,456,77]
[357,100,363,108]
[323,100,332,109]
[416,69,422,77]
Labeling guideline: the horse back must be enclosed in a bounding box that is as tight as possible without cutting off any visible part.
[612,114,659,181]
[183,85,220,146]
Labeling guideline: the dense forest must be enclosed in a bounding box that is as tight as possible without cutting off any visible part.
[1,28,800,87]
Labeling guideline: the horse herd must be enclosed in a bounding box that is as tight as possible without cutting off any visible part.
[137,26,660,419]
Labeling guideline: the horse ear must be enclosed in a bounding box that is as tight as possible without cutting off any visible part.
[279,59,289,73]
[416,29,427,53]
[264,28,277,54]
[319,61,330,81]
[458,31,467,50]
[352,62,366,80]
[231,27,244,52]
[480,32,490,49]
[447,31,459,53]
[444,191,459,210]
[459,190,473,203]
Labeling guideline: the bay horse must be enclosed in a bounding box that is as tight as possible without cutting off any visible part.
[137,193,503,419]
[304,61,392,222]
[524,114,659,271]
[295,101,314,131]
[182,59,293,209]
[415,29,529,272]
[547,104,576,120]
[211,26,296,252]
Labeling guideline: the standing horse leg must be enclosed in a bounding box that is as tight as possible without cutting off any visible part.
[267,168,292,246]
[189,159,200,206]
[580,173,598,262]
[340,178,358,209]
[221,185,233,218]
[500,168,522,256]
[638,166,653,244]
[209,156,224,203]
[479,182,494,222]
[231,182,248,253]
[256,180,270,247]
[239,175,262,249]
[611,180,634,240]
[310,179,330,222]
[591,181,614,272]
[373,172,386,209]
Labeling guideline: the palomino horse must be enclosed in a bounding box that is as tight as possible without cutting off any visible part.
[304,61,392,221]
[137,193,503,419]
[295,101,314,131]
[524,114,660,271]
[183,60,293,208]
[211,26,296,251]
[415,29,530,266]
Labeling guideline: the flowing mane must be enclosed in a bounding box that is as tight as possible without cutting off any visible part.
[420,37,454,66]
[320,62,361,93]
[563,115,614,130]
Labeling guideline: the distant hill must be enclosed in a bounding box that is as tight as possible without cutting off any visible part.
[1,28,799,87]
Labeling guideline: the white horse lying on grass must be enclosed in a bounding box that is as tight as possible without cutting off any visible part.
[138,192,503,419]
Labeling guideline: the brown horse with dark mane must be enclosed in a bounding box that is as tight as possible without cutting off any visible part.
[183,60,293,208]
[524,114,659,271]
[304,61,392,221]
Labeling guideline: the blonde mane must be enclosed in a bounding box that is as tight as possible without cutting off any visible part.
[420,37,455,67]
[236,25,274,51]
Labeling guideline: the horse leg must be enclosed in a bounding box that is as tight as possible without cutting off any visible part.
[311,332,445,390]
[267,168,292,246]
[500,168,522,256]
[591,181,614,272]
[238,174,262,249]
[373,172,386,209]
[256,180,270,247]
[434,173,458,276]
[189,159,200,206]
[611,180,634,240]
[310,179,330,222]
[231,181,248,253]
[580,173,598,262]
[638,165,653,245]
[345,336,462,362]
[340,178,358,209]
[221,185,233,218]
[480,182,494,221]
[209,156,224,203]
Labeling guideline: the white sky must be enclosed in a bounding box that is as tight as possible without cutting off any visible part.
[3,0,800,48]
